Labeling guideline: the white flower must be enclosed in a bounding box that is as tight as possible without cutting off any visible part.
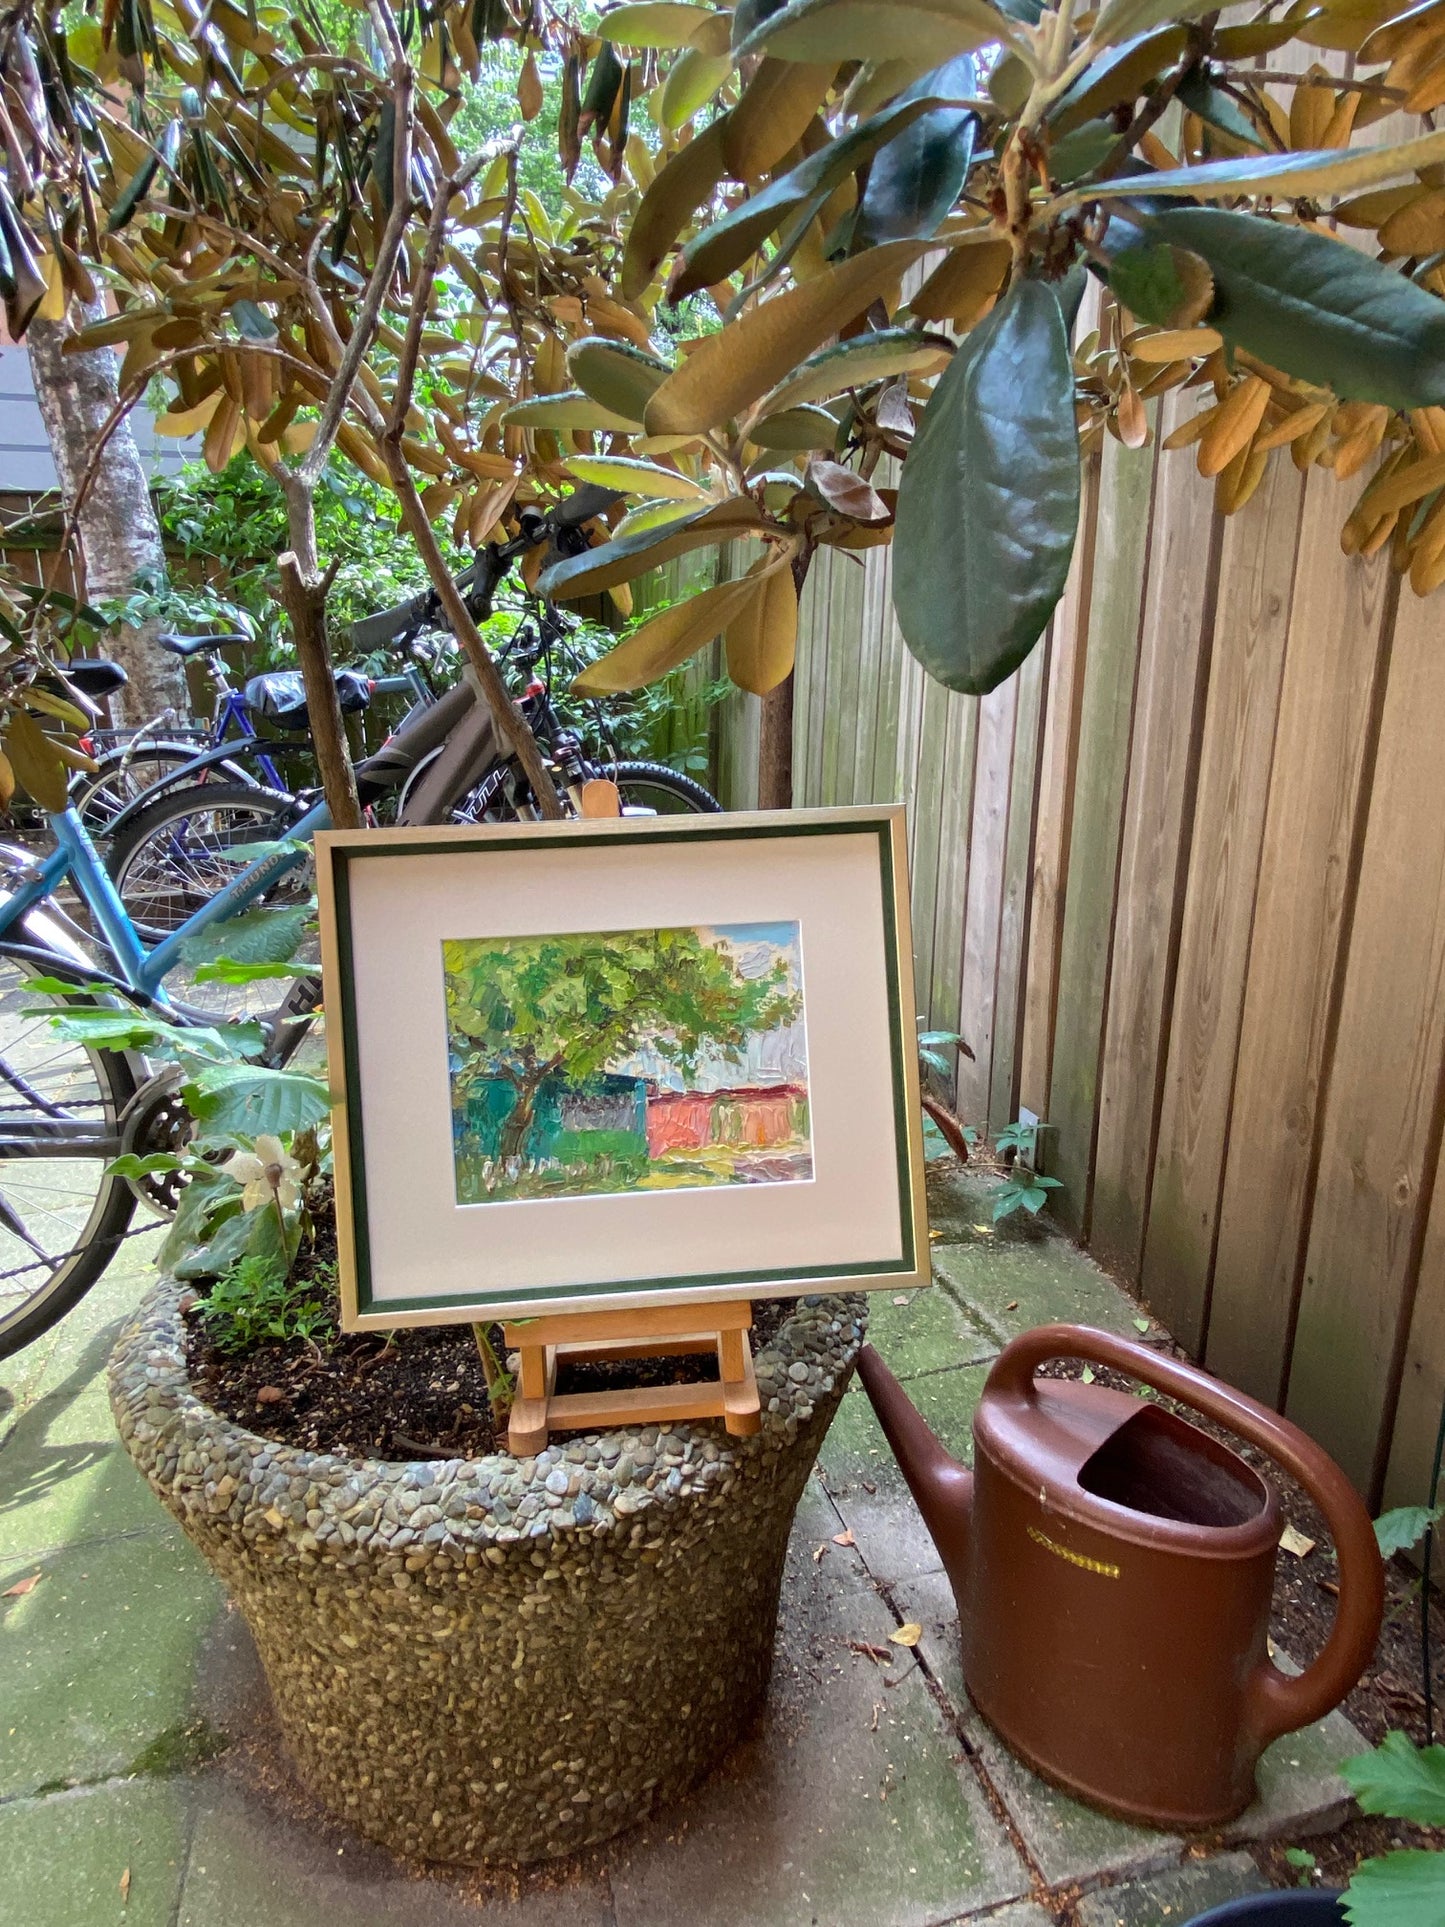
[222,1134,302,1214]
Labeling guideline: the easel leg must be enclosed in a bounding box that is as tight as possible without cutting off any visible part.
[718,1325,761,1437]
[508,1342,555,1456]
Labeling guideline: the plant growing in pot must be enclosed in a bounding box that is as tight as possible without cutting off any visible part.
[99,1000,867,1866]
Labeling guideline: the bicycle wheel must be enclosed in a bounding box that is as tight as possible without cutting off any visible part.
[106,781,306,941]
[70,741,228,838]
[0,955,140,1357]
[605,761,722,814]
[105,781,315,1026]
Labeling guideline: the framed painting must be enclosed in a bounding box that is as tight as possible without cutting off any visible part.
[315,806,928,1329]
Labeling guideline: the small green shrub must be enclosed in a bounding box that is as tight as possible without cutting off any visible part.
[198,1253,336,1355]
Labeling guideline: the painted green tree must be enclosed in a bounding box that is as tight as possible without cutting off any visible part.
[442,929,798,1162]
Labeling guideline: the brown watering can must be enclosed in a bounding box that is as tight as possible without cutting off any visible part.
[856,1324,1384,1829]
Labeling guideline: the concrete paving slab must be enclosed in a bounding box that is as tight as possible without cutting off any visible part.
[0,1373,167,1559]
[1076,1851,1270,1927]
[607,1485,1030,1927]
[0,1528,221,1800]
[893,1570,1183,1890]
[817,1369,988,1585]
[0,1775,191,1927]
[862,1281,997,1382]
[931,1240,1154,1350]
[1223,1706,1363,1846]
[176,1775,614,1926]
[970,1905,1056,1927]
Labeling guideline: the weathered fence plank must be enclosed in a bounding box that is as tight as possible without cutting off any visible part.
[1285,583,1445,1499]
[1205,479,1396,1405]
[1090,396,1220,1282]
[1046,431,1158,1235]
[1139,457,1305,1350]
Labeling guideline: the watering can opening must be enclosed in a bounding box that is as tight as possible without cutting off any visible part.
[1077,1404,1271,1530]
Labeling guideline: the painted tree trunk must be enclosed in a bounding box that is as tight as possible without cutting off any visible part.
[26,297,188,724]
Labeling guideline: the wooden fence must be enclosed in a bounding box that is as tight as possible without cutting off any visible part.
[726,393,1445,1527]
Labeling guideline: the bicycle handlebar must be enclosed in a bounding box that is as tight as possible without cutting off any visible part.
[347,485,622,653]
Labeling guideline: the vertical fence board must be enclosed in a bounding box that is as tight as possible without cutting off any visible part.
[1139,459,1305,1350]
[1046,434,1158,1233]
[956,677,1018,1125]
[907,679,954,1024]
[1088,399,1219,1282]
[989,641,1048,1132]
[1205,479,1395,1404]
[1286,584,1445,1499]
[1018,456,1100,1122]
[1382,1130,1445,1575]
[924,692,979,1036]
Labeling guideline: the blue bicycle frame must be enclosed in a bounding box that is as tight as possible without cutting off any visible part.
[0,801,330,1003]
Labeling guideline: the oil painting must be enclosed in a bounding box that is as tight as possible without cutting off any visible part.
[442,922,812,1204]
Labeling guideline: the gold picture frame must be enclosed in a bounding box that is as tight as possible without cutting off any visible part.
[315,806,928,1330]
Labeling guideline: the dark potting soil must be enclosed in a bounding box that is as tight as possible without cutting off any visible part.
[185,1217,791,1463]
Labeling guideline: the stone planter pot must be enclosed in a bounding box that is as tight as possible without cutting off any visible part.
[109,1280,865,1866]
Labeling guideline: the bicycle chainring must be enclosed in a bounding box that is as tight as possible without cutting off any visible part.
[118,1074,197,1213]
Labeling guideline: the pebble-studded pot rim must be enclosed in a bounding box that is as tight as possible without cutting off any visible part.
[110,1279,867,1554]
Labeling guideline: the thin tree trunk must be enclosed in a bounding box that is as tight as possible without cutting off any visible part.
[26,296,188,724]
[757,674,794,810]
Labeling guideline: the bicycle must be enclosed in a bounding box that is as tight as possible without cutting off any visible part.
[69,631,438,834]
[0,487,716,1354]
[104,547,719,941]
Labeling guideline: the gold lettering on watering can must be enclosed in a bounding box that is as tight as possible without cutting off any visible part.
[1026,1525,1121,1578]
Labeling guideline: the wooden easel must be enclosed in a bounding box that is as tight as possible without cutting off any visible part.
[502,777,762,1457]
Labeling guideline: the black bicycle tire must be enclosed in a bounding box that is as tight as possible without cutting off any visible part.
[0,958,140,1358]
[603,761,722,813]
[105,780,302,940]
[72,742,205,832]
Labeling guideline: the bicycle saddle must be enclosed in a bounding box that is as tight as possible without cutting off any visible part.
[63,659,128,698]
[244,669,373,730]
[157,631,251,657]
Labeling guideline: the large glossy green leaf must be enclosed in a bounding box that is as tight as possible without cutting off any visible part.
[537,496,766,598]
[892,277,1079,694]
[756,327,952,412]
[620,115,730,299]
[734,0,1008,64]
[854,54,978,246]
[646,241,927,433]
[601,3,720,49]
[1053,125,1445,212]
[179,903,311,968]
[568,337,672,421]
[1343,1732,1445,1826]
[501,390,638,431]
[673,89,955,296]
[1148,208,1445,408]
[562,453,711,498]
[1342,1850,1445,1927]
[183,1063,330,1136]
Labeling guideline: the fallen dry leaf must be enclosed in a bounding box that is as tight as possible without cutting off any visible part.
[1005,1300,1018,1311]
[846,1639,892,1665]
[120,1867,131,1906]
[928,1229,943,1241]
[812,1543,827,1562]
[892,1294,912,1305]
[255,1386,286,1405]
[832,1529,855,1547]
[3,1571,42,1598]
[889,1622,923,1647]
[1280,1524,1317,1559]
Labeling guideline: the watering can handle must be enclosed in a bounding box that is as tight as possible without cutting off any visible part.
[987,1324,1384,1747]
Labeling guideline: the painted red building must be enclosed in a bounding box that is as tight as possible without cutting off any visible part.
[645,1085,809,1157]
